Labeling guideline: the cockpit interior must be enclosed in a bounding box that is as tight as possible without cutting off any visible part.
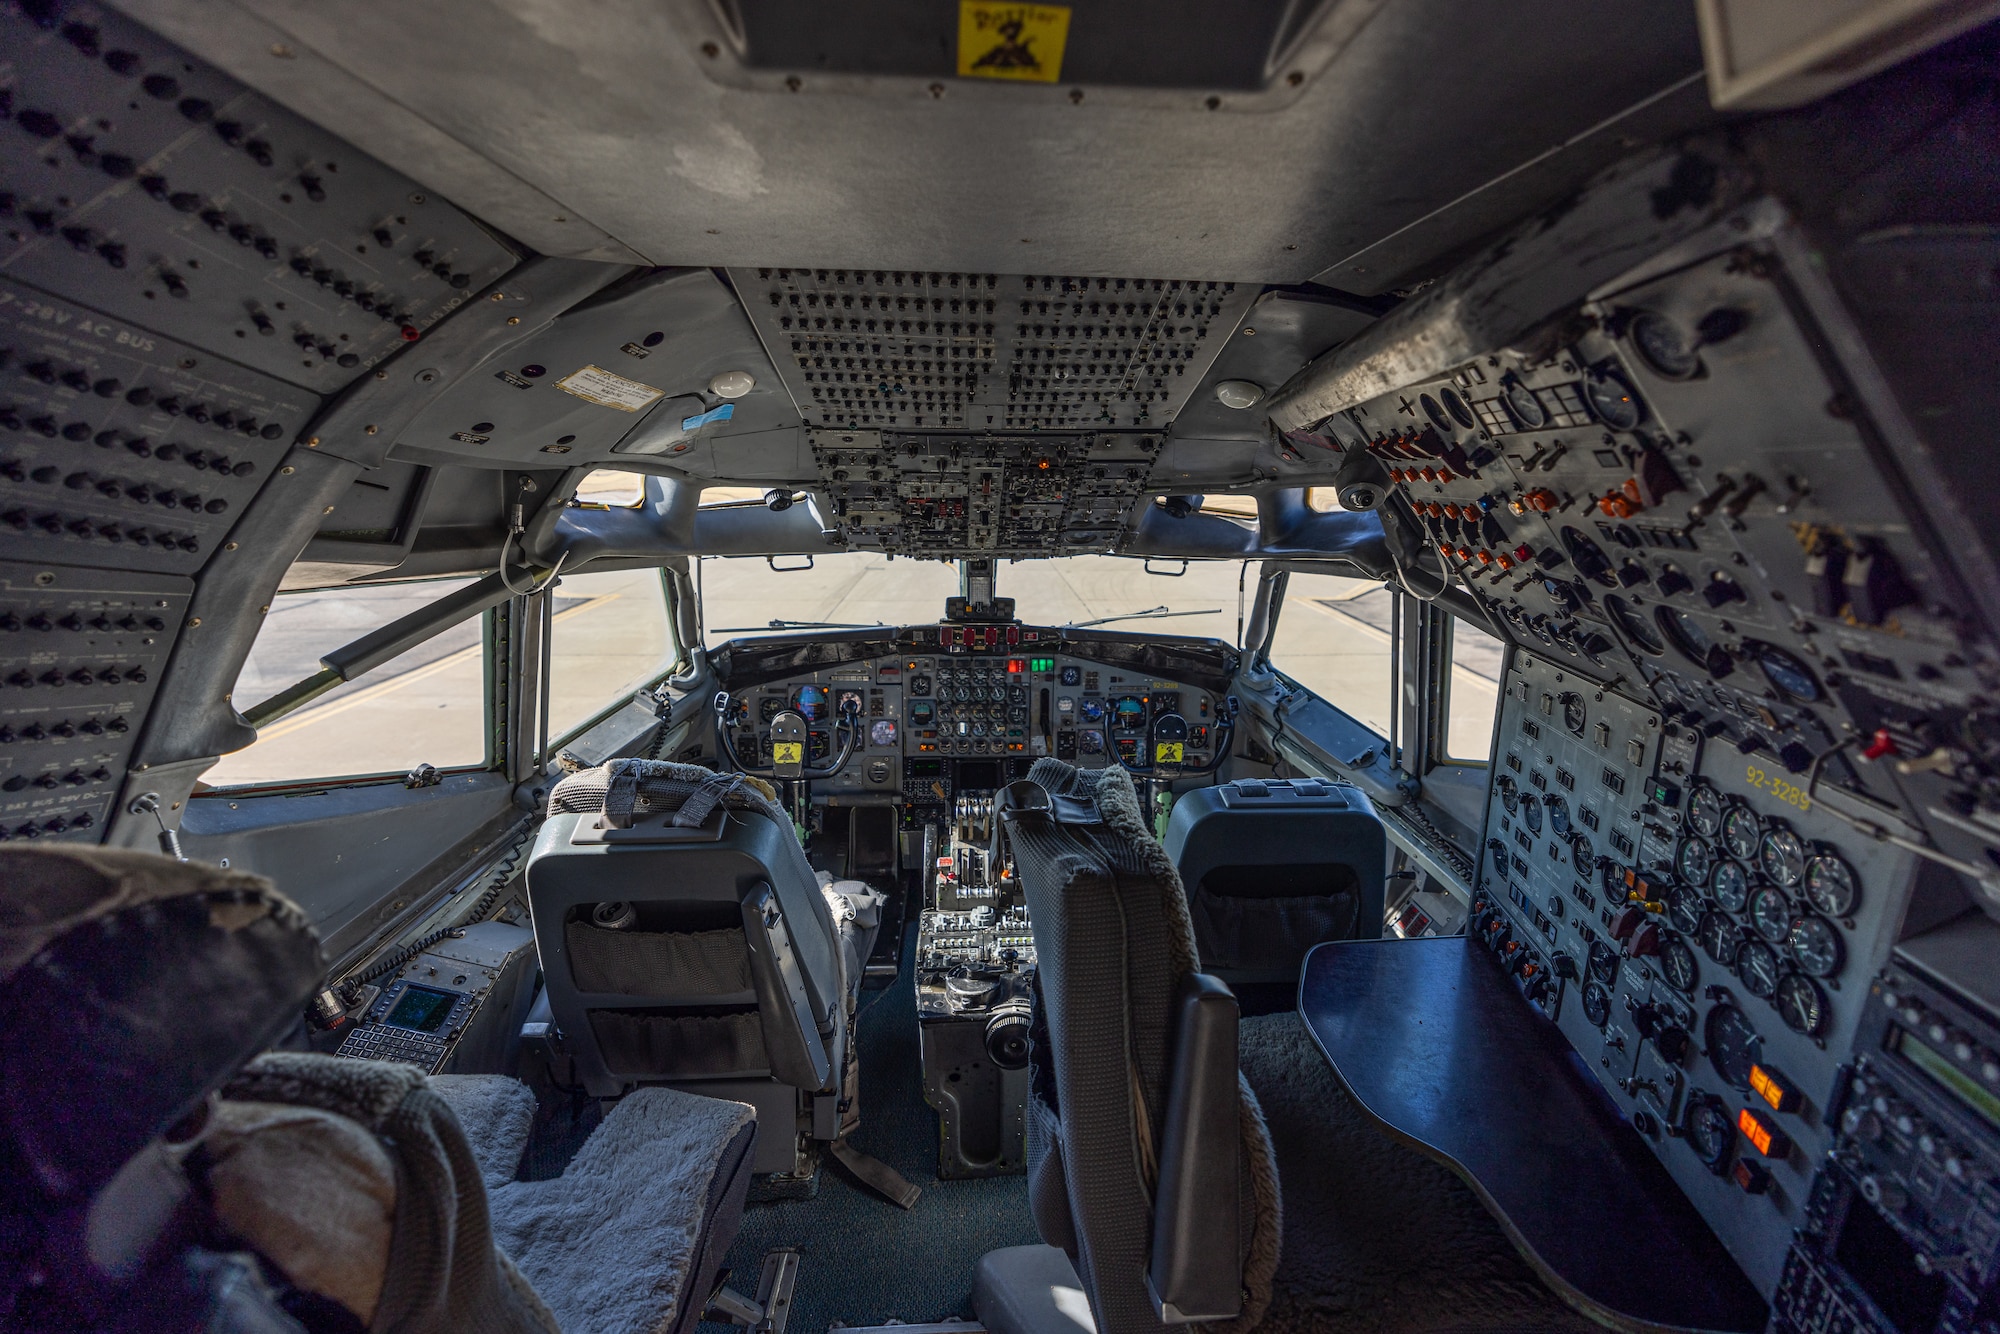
[5,4,2000,1333]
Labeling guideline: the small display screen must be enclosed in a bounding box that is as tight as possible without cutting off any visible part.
[908,758,944,778]
[385,985,455,1033]
[870,719,898,747]
[795,684,828,721]
[1895,1028,2000,1130]
[958,760,1002,790]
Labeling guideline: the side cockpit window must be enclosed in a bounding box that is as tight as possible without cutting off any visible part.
[203,578,489,789]
[1444,615,1506,763]
[546,569,680,743]
[1265,573,1399,739]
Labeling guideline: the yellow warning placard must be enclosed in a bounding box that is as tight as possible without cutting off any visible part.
[772,742,804,767]
[1155,742,1184,765]
[957,3,1070,83]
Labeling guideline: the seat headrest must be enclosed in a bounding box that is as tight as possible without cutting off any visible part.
[0,848,323,1204]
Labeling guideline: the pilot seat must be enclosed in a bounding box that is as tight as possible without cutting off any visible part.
[0,845,759,1334]
[972,760,1282,1334]
[530,758,883,1180]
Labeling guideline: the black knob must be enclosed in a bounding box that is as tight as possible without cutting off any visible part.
[1656,568,1693,597]
[1702,577,1746,608]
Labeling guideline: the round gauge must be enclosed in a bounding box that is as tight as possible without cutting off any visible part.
[1588,940,1621,985]
[1503,378,1546,430]
[1582,981,1613,1028]
[1606,594,1665,656]
[1656,606,1718,667]
[1685,1094,1734,1172]
[1667,885,1706,935]
[1421,393,1456,434]
[1752,644,1823,703]
[1737,938,1782,998]
[1760,827,1808,886]
[1721,804,1763,861]
[869,719,898,747]
[1711,859,1751,913]
[1561,691,1589,737]
[1570,830,1594,867]
[1804,854,1859,917]
[795,684,829,721]
[1675,836,1715,888]
[1585,370,1644,430]
[838,691,864,717]
[1500,780,1520,814]
[1521,794,1543,835]
[1697,910,1742,965]
[1775,973,1829,1037]
[1748,886,1796,943]
[1705,1003,1762,1090]
[1442,387,1476,429]
[1077,729,1105,755]
[1630,310,1702,381]
[1079,699,1105,723]
[1548,795,1572,836]
[1687,783,1725,838]
[758,696,786,722]
[1111,697,1147,731]
[1661,937,1700,994]
[1788,915,1845,978]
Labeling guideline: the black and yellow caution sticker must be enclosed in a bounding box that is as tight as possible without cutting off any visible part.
[957,3,1071,83]
[773,742,804,766]
[1155,741,1184,765]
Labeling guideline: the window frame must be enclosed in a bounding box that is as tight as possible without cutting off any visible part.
[200,582,505,795]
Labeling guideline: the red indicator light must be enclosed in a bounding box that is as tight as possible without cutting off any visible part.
[1007,658,1026,673]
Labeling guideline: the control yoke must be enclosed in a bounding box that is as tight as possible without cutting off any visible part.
[713,691,863,780]
[1116,695,1239,778]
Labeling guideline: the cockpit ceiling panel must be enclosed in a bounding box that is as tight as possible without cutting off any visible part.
[735,269,1256,434]
[115,0,1708,292]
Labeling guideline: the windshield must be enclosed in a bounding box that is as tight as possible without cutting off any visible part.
[697,554,1249,647]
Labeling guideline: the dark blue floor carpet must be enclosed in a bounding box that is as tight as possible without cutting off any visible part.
[700,927,1040,1332]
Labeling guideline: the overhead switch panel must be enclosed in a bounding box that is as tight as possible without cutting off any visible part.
[736,268,1254,433]
[0,4,518,394]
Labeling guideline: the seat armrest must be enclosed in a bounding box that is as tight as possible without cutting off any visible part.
[742,882,833,1090]
[1146,972,1242,1324]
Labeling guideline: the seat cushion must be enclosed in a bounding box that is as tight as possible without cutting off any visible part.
[488,1086,756,1334]
[974,1245,1099,1334]
[429,1074,538,1191]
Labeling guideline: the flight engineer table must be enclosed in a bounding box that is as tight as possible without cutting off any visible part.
[1296,935,1770,1334]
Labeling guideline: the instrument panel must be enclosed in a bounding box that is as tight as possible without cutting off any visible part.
[719,635,1222,795]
